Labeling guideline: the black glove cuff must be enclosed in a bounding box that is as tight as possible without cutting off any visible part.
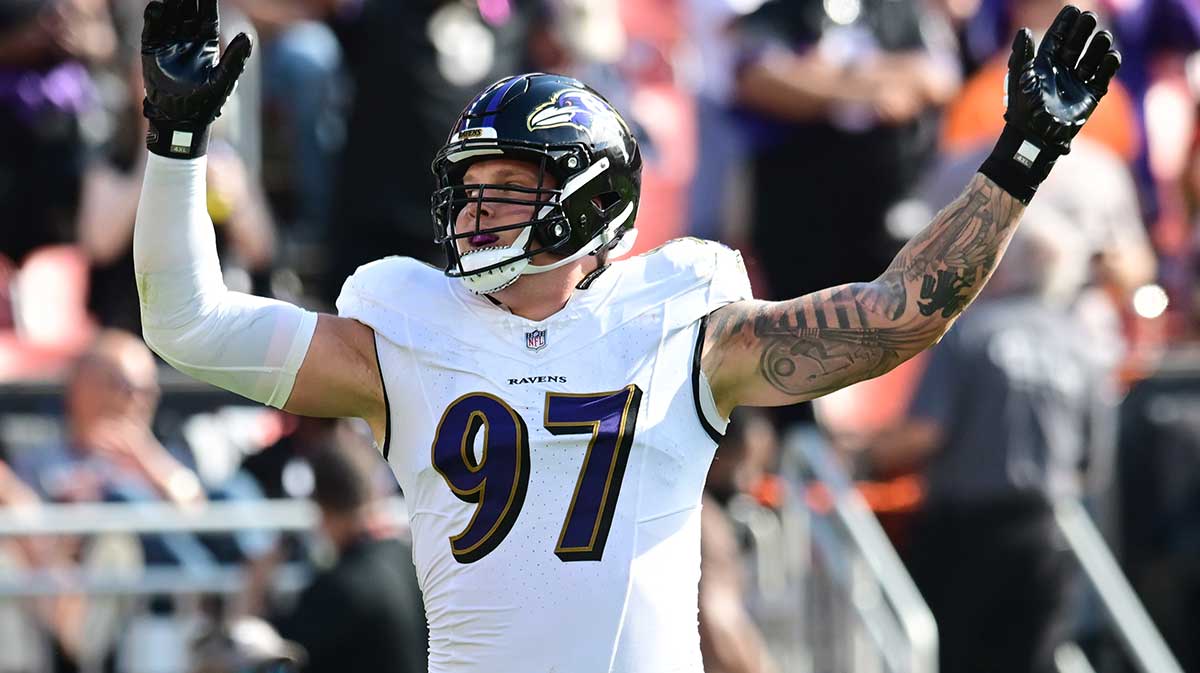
[146,119,211,159]
[979,124,1060,204]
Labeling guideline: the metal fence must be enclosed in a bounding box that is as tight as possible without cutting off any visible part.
[739,423,1185,673]
[728,425,938,673]
[0,429,1185,673]
[0,498,405,673]
[1052,498,1184,673]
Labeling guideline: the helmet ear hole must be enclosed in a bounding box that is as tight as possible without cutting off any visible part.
[559,151,586,174]
[593,191,621,213]
[534,219,570,247]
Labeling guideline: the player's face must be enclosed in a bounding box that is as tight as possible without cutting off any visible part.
[454,159,559,255]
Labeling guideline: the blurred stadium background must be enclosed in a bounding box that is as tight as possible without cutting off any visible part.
[1,0,1199,671]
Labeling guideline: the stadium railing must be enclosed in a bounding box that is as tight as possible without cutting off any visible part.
[729,425,939,673]
[0,498,407,598]
[1052,498,1184,673]
[0,498,406,673]
[756,424,1184,673]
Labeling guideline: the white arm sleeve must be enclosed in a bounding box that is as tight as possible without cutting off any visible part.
[134,154,317,408]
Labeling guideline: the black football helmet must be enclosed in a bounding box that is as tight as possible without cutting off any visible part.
[431,73,642,294]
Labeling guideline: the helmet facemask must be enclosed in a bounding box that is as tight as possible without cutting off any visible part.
[433,148,568,294]
[432,141,636,295]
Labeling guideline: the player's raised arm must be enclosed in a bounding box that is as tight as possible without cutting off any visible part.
[134,0,385,441]
[702,6,1121,416]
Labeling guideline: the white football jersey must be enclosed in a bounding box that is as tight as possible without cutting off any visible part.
[336,238,752,673]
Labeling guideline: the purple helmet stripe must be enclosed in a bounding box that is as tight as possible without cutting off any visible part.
[480,75,524,128]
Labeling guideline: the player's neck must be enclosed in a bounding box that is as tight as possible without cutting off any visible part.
[490,258,597,321]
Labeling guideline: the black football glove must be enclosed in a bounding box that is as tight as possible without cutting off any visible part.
[980,5,1122,204]
[141,0,252,158]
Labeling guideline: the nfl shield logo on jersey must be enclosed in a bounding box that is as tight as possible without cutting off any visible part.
[525,328,547,352]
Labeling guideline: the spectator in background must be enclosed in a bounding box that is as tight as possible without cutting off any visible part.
[247,439,426,673]
[0,457,50,574]
[700,409,780,673]
[0,460,57,673]
[864,208,1117,673]
[1095,0,1200,316]
[1098,0,1200,147]
[732,0,960,302]
[316,0,540,303]
[705,409,780,512]
[0,457,37,506]
[526,0,711,256]
[240,415,338,501]
[231,0,346,250]
[0,0,115,264]
[1,450,144,673]
[8,329,219,568]
[0,253,13,329]
[682,0,758,245]
[729,0,959,429]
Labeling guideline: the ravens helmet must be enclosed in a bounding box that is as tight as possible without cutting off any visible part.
[431,73,642,294]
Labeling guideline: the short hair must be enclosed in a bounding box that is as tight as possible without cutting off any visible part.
[308,441,381,514]
[69,328,154,381]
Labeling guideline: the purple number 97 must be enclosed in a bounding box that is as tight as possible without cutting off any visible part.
[431,386,643,564]
[430,394,530,564]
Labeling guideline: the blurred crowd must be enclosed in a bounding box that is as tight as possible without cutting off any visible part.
[1,0,1200,671]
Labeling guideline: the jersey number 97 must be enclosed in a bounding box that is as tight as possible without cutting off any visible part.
[431,386,643,564]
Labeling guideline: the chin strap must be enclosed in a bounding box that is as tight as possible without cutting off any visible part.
[458,227,534,294]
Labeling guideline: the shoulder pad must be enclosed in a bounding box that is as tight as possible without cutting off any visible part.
[617,238,752,329]
[634,238,752,304]
[336,256,445,330]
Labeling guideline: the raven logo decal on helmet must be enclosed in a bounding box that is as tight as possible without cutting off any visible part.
[527,89,632,158]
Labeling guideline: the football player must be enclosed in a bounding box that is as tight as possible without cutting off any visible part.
[134,2,1119,670]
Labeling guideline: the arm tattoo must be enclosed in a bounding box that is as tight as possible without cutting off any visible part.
[707,174,1023,404]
